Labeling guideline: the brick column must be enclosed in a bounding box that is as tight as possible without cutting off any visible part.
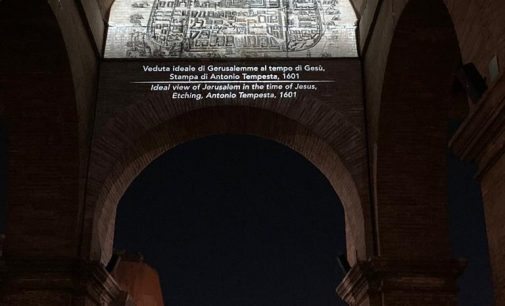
[0,258,126,306]
[337,257,466,306]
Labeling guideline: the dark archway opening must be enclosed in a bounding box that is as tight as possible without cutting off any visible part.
[448,121,494,306]
[113,134,347,305]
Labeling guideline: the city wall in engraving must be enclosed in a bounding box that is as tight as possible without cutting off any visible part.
[105,0,358,58]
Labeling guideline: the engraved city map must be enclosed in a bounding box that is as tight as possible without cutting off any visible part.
[105,0,358,58]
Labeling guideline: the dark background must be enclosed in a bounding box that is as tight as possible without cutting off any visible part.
[0,128,495,305]
[114,135,348,306]
[114,132,493,306]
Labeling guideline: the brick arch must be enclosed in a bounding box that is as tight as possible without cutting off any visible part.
[85,98,371,267]
[373,0,461,258]
[0,1,81,258]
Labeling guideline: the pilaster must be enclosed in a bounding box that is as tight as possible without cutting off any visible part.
[0,258,126,306]
[337,257,466,306]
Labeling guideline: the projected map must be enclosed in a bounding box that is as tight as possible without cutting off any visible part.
[105,0,358,58]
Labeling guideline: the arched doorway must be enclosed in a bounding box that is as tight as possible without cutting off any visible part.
[85,106,370,272]
[0,0,80,259]
[87,0,369,276]
[113,134,348,305]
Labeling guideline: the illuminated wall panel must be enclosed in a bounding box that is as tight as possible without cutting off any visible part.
[104,0,358,58]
